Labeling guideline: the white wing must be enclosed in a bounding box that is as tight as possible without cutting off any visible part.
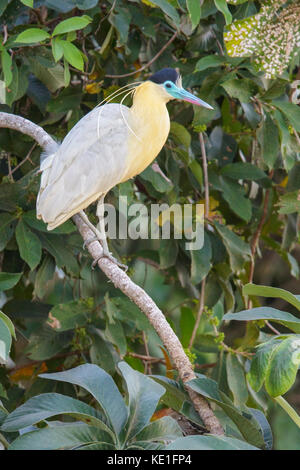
[37,103,130,229]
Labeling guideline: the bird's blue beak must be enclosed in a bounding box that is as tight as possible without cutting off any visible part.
[171,86,213,110]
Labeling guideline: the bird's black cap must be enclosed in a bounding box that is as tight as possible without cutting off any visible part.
[149,68,178,85]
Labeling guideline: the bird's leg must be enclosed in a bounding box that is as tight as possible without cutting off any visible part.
[95,197,128,270]
[79,204,127,270]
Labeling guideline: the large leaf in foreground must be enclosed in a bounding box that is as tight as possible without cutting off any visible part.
[118,362,165,441]
[8,423,114,450]
[40,364,128,436]
[166,435,258,450]
[1,393,109,434]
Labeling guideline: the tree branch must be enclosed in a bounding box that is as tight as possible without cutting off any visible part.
[0,111,223,435]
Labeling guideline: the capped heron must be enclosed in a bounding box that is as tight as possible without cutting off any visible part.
[36,68,213,266]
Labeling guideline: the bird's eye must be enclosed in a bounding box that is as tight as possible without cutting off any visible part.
[165,82,172,88]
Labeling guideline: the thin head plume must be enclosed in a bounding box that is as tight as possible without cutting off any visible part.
[96,81,143,108]
[119,88,141,142]
[97,85,138,139]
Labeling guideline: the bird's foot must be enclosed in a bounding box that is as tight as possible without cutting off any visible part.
[91,250,128,271]
[83,236,98,249]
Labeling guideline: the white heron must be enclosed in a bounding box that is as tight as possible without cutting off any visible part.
[36,68,213,266]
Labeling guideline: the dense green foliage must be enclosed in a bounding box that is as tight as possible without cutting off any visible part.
[0,0,300,450]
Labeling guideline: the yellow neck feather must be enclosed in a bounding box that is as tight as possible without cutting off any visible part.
[120,81,170,181]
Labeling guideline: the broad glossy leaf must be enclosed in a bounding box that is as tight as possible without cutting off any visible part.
[135,416,182,442]
[186,0,201,30]
[0,317,11,361]
[0,213,17,250]
[53,15,92,36]
[149,0,180,26]
[226,354,248,407]
[16,219,42,270]
[60,40,84,71]
[265,336,300,397]
[0,272,22,291]
[273,101,300,133]
[47,300,91,331]
[1,48,12,86]
[190,232,212,284]
[220,163,266,180]
[257,114,279,169]
[2,393,110,433]
[224,307,300,333]
[243,283,300,312]
[214,222,251,271]
[188,377,265,448]
[0,311,15,339]
[109,7,132,45]
[247,408,273,450]
[247,338,279,392]
[8,423,114,450]
[222,78,258,103]
[23,210,75,234]
[40,364,128,436]
[214,0,232,25]
[196,55,224,71]
[118,362,165,441]
[166,435,258,450]
[15,28,50,44]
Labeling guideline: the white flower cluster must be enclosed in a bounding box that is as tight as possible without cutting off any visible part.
[225,0,300,79]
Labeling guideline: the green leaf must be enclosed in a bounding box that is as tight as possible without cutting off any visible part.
[0,311,16,340]
[0,317,11,361]
[247,338,280,392]
[159,239,178,269]
[170,122,191,148]
[40,364,128,437]
[265,336,300,397]
[118,361,165,440]
[226,354,248,407]
[187,377,265,447]
[2,393,109,432]
[214,0,232,25]
[167,435,258,450]
[47,300,91,331]
[0,213,17,250]
[51,37,64,62]
[188,160,203,186]
[16,219,42,270]
[28,59,65,93]
[219,176,252,222]
[52,15,92,36]
[0,272,22,291]
[224,307,300,333]
[186,0,201,30]
[15,28,50,44]
[278,191,300,215]
[148,0,180,27]
[0,0,11,16]
[135,416,182,442]
[8,423,114,450]
[1,49,12,87]
[257,114,279,169]
[190,232,212,284]
[220,163,266,180]
[60,40,84,71]
[243,283,300,312]
[20,0,33,6]
[214,221,251,271]
[272,101,300,133]
[221,78,258,103]
[109,7,132,45]
[23,210,75,234]
[140,166,173,193]
[196,55,225,71]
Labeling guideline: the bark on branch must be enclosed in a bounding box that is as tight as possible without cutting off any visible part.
[0,111,224,435]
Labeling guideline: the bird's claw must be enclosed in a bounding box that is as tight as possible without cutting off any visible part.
[83,236,98,249]
[91,252,128,271]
